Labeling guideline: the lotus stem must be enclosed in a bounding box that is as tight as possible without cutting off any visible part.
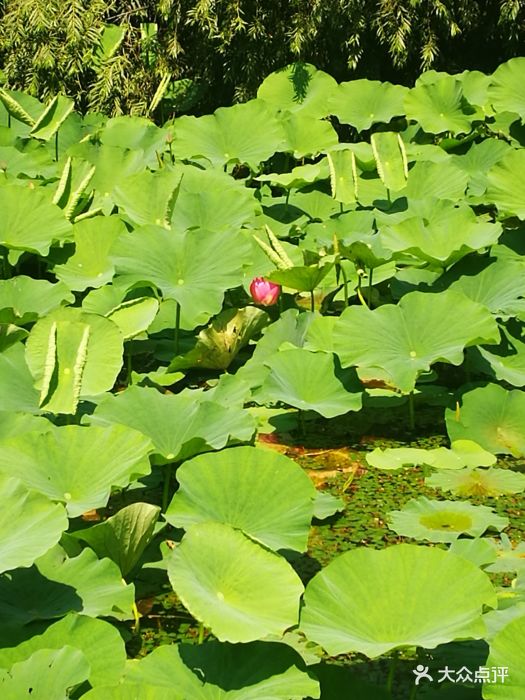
[356,271,368,307]
[174,301,181,355]
[340,264,349,307]
[368,268,374,308]
[198,621,205,644]
[386,650,398,693]
[55,131,59,162]
[162,464,172,513]
[132,600,141,634]
[310,290,315,312]
[408,391,415,431]
[409,683,418,700]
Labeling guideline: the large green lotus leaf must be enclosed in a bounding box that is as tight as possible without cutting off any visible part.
[400,160,469,200]
[473,327,525,387]
[0,424,152,517]
[333,290,498,392]
[83,687,180,700]
[258,63,337,118]
[66,143,146,215]
[0,276,73,324]
[105,297,159,340]
[404,75,474,134]
[165,446,315,552]
[488,57,525,119]
[100,116,167,165]
[447,384,525,456]
[485,534,525,574]
[485,150,525,219]
[54,216,126,291]
[117,640,319,699]
[313,492,345,520]
[324,147,358,204]
[366,440,497,471]
[30,94,74,141]
[0,545,134,625]
[447,259,525,317]
[269,263,333,292]
[0,323,27,353]
[0,87,42,128]
[167,522,304,642]
[112,168,182,228]
[303,314,336,353]
[0,142,56,179]
[170,166,258,234]
[279,113,338,158]
[370,131,408,192]
[329,79,408,131]
[169,306,268,371]
[72,502,160,577]
[51,154,97,220]
[483,605,525,647]
[236,309,316,389]
[81,284,129,316]
[111,226,250,329]
[459,69,493,113]
[25,307,124,411]
[0,184,72,256]
[0,474,67,574]
[0,614,126,688]
[257,162,328,190]
[448,538,498,569]
[379,199,501,265]
[258,348,362,418]
[92,386,254,465]
[0,411,51,440]
[427,467,525,497]
[300,544,496,657]
[0,646,89,699]
[483,615,525,699]
[304,210,375,250]
[387,497,508,542]
[287,189,340,220]
[0,343,40,413]
[452,139,511,196]
[170,100,284,168]
[35,545,133,618]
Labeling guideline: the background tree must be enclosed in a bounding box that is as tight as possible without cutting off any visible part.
[0,0,523,117]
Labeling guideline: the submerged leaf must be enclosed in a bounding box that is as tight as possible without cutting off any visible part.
[387,497,508,542]
[427,467,525,497]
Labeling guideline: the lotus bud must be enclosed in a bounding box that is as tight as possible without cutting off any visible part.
[249,277,281,306]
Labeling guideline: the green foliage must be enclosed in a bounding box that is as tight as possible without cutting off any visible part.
[0,1,524,116]
[0,58,525,698]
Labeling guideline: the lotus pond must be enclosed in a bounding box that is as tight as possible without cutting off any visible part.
[1,58,525,699]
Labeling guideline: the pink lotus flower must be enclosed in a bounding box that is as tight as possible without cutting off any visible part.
[249,277,281,306]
